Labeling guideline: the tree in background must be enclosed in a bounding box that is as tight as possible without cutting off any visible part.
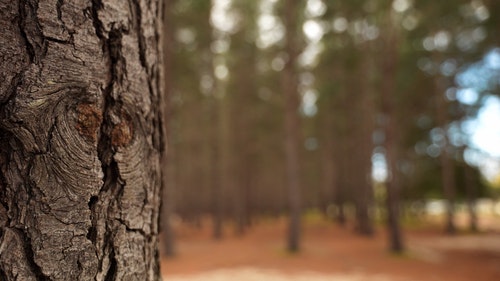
[227,0,260,235]
[161,0,177,257]
[161,0,499,256]
[282,0,303,252]
[378,4,405,252]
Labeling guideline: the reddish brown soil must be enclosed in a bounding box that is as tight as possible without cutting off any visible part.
[161,217,500,280]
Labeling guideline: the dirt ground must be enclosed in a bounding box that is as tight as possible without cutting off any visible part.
[161,215,500,280]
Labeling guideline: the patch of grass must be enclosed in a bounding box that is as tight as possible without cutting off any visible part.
[274,247,302,258]
[400,216,431,230]
[302,208,328,226]
[387,249,413,260]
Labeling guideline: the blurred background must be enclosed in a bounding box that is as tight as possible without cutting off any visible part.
[160,0,500,280]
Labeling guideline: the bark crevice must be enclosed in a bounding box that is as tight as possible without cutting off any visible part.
[18,0,46,64]
[56,0,63,24]
[18,228,50,281]
[0,267,8,281]
[89,0,105,50]
[86,196,98,243]
[103,249,117,281]
[131,0,147,69]
[0,72,23,108]
[45,36,72,45]
[89,3,133,279]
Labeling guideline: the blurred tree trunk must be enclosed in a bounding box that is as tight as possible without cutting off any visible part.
[283,0,302,252]
[228,0,258,235]
[334,71,348,226]
[464,163,478,232]
[380,27,404,253]
[233,123,256,234]
[211,39,230,240]
[161,0,177,257]
[214,80,230,240]
[192,3,223,240]
[232,55,257,236]
[0,0,163,280]
[319,98,336,216]
[354,52,375,236]
[434,77,457,234]
[210,92,223,240]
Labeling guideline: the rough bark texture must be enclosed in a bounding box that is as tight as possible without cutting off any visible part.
[0,0,163,280]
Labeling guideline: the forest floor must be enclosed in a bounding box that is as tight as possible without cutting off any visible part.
[161,213,500,281]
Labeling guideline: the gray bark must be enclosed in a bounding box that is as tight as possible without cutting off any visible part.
[0,0,163,280]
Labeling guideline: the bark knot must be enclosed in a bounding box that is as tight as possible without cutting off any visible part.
[76,103,102,143]
[111,110,133,148]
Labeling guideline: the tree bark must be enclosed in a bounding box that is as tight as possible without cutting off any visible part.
[0,0,163,280]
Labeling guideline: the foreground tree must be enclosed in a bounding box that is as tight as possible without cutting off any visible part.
[0,1,163,280]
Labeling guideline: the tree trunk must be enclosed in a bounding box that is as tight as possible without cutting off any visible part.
[283,0,301,253]
[434,76,457,234]
[228,2,258,235]
[319,107,335,216]
[0,1,163,280]
[333,70,347,226]
[438,127,457,235]
[381,26,404,253]
[383,118,404,253]
[208,66,226,240]
[348,48,375,236]
[231,63,256,237]
[213,80,230,240]
[464,163,478,232]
